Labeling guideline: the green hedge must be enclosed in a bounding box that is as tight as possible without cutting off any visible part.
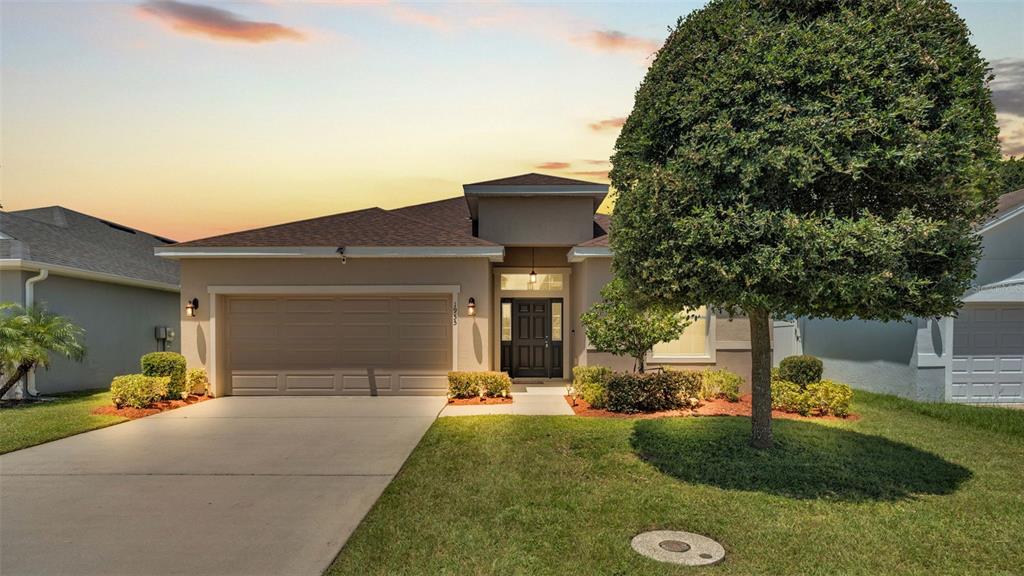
[447,371,512,398]
[571,365,612,408]
[605,370,701,413]
[110,374,171,409]
[778,355,824,387]
[699,368,742,402]
[186,368,208,397]
[141,352,187,399]
[771,375,852,417]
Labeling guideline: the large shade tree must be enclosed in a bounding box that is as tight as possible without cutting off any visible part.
[610,0,1002,448]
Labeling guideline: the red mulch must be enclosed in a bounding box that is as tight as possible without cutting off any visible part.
[448,396,514,405]
[565,394,858,421]
[92,394,210,419]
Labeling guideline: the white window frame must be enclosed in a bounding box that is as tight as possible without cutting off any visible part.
[648,307,717,364]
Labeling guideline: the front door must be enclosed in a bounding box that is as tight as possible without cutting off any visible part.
[513,299,550,378]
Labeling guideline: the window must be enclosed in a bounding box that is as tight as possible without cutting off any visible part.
[500,273,563,291]
[551,302,562,341]
[501,302,512,341]
[652,307,710,359]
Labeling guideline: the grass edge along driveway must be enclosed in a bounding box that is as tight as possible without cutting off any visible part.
[328,391,1024,576]
[0,390,127,454]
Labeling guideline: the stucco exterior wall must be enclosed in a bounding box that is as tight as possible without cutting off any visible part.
[801,318,919,398]
[178,258,492,395]
[477,197,594,246]
[0,270,27,304]
[569,257,754,387]
[28,274,180,393]
[976,214,1024,286]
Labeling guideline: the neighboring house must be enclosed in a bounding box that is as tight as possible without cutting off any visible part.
[789,189,1024,404]
[158,174,753,397]
[0,206,181,396]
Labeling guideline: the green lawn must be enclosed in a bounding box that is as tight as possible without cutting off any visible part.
[0,390,126,454]
[328,391,1024,576]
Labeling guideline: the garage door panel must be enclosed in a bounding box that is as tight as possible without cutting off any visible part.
[401,325,448,340]
[227,294,452,396]
[953,304,1024,403]
[398,298,448,314]
[338,299,392,313]
[284,374,336,391]
[342,325,392,340]
[232,374,281,394]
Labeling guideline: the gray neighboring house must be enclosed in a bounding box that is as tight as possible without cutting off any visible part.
[0,206,181,396]
[780,189,1024,404]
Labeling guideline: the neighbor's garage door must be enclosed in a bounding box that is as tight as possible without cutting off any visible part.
[951,304,1024,403]
[226,295,452,395]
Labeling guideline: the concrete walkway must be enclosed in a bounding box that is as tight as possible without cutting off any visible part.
[440,382,575,416]
[0,396,445,576]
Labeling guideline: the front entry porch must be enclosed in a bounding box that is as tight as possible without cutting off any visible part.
[500,297,564,379]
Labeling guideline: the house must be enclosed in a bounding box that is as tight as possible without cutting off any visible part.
[787,189,1024,404]
[157,174,753,397]
[0,206,181,396]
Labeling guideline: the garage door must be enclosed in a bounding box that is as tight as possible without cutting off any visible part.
[226,295,452,395]
[951,304,1024,403]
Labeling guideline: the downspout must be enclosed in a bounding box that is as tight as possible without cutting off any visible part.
[23,269,49,396]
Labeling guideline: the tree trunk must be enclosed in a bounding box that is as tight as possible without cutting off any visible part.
[0,364,30,400]
[748,307,773,449]
[636,355,645,373]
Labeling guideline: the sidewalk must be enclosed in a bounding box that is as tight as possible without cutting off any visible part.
[440,382,575,416]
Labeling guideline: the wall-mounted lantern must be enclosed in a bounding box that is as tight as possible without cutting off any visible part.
[467,297,476,316]
[185,298,199,317]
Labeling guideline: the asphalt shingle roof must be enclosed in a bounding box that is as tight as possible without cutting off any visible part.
[0,207,180,285]
[171,207,498,248]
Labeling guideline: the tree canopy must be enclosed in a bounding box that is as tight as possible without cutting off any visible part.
[609,0,1002,447]
[580,278,690,373]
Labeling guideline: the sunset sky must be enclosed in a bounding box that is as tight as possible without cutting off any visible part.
[2,1,1022,241]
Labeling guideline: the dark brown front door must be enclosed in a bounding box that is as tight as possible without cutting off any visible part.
[513,299,549,378]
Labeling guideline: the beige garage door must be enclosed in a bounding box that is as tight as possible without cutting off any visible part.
[226,295,452,395]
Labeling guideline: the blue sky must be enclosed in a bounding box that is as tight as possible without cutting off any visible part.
[2,1,1021,240]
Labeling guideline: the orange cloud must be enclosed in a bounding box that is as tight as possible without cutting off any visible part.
[588,117,626,131]
[573,30,659,57]
[573,170,610,179]
[535,161,571,170]
[583,159,609,165]
[137,1,306,43]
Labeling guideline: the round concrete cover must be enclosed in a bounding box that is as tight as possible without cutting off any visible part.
[631,530,725,566]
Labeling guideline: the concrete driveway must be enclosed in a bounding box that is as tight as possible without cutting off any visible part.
[0,396,445,576]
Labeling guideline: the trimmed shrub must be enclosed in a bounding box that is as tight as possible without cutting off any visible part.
[447,371,512,398]
[771,379,811,415]
[699,369,743,402]
[605,370,700,413]
[772,378,853,417]
[778,355,824,387]
[571,365,612,408]
[185,368,209,397]
[141,352,187,399]
[110,374,170,409]
[806,380,854,417]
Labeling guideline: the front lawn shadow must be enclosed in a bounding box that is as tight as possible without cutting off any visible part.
[631,417,971,501]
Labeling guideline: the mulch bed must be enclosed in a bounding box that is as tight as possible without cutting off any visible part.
[92,394,210,419]
[565,394,858,421]
[448,396,514,405]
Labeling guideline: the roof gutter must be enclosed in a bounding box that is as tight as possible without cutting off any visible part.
[156,245,506,262]
[566,246,613,262]
[0,259,179,293]
[22,269,49,396]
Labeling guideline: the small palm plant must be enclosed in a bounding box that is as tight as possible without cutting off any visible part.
[0,303,86,398]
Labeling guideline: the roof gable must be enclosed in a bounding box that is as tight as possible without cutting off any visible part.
[465,173,606,187]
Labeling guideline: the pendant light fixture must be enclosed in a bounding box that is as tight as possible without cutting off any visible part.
[529,248,538,284]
